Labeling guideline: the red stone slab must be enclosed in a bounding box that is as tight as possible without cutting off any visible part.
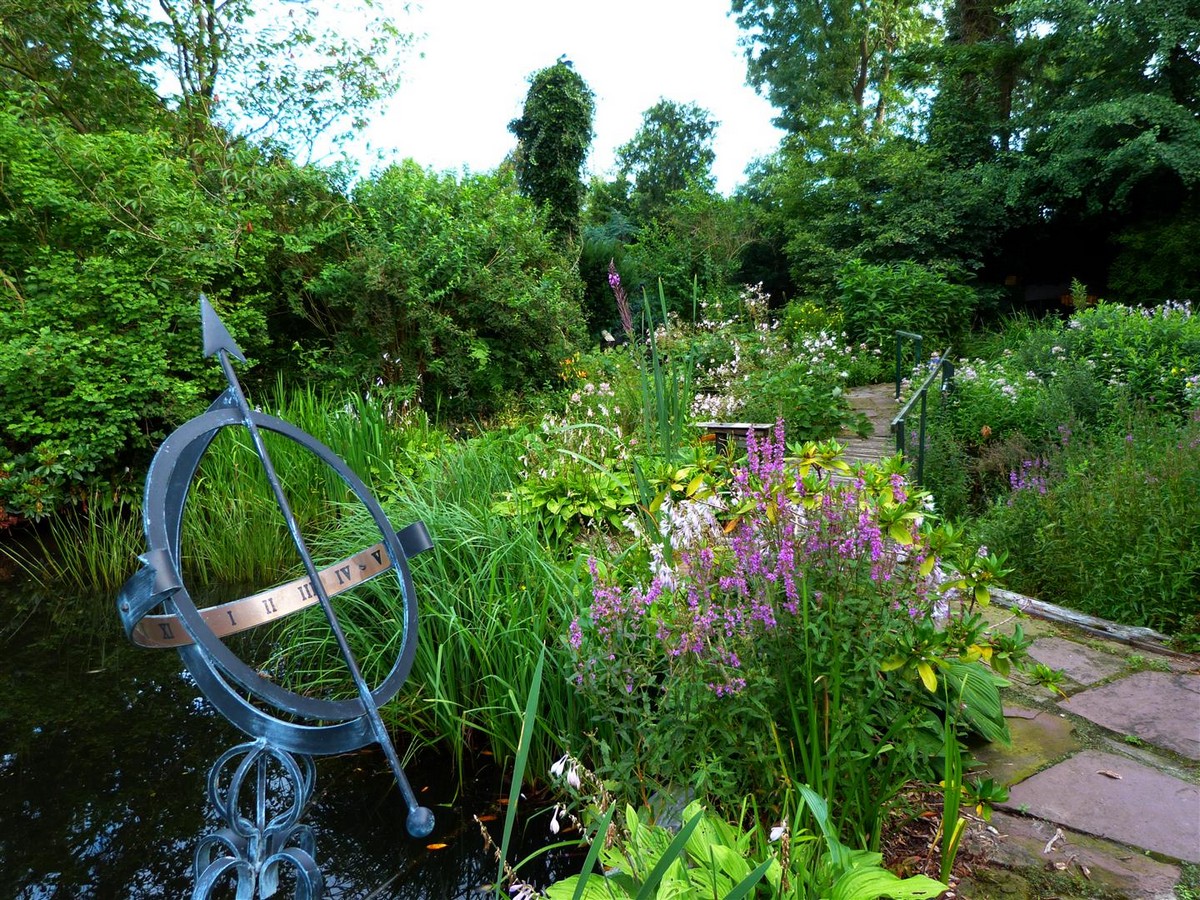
[986,811,1182,900]
[1061,671,1200,760]
[1027,635,1126,686]
[1004,750,1200,863]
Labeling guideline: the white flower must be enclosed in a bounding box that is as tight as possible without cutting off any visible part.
[769,821,787,842]
[549,805,561,835]
[550,754,568,778]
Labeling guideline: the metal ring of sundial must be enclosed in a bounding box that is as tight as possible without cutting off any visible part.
[118,296,436,840]
[137,398,419,756]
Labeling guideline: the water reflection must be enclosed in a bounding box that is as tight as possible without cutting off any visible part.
[0,582,578,898]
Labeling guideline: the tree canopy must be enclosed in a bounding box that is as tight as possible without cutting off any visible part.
[616,99,718,221]
[734,0,1199,307]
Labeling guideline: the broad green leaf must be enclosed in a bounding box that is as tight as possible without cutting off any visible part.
[830,865,946,900]
[917,660,938,692]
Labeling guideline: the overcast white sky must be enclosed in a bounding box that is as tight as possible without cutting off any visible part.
[349,0,786,194]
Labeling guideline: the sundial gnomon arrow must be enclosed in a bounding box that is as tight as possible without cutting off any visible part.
[118,296,434,897]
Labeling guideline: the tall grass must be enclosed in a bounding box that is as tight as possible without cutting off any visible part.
[180,379,447,586]
[15,383,450,622]
[16,492,143,596]
[274,429,583,780]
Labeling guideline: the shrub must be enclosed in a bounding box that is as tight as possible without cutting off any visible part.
[923,300,1200,519]
[311,162,587,420]
[0,113,239,519]
[973,412,1200,634]
[836,259,977,354]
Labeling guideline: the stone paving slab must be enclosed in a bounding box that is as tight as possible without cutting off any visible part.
[972,706,1079,786]
[1003,749,1200,863]
[1061,671,1200,760]
[841,382,900,465]
[1028,636,1127,687]
[984,811,1181,900]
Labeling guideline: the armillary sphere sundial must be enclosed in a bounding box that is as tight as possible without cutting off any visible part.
[117,296,434,899]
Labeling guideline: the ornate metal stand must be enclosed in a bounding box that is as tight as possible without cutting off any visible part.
[193,740,322,899]
[117,296,435,898]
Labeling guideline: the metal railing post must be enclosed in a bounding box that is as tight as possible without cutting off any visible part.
[890,343,953,485]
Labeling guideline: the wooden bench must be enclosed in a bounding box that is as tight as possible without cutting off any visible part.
[693,422,775,453]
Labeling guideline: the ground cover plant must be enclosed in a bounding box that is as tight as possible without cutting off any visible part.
[917,299,1200,638]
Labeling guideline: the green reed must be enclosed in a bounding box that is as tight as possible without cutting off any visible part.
[273,429,583,780]
[16,490,143,596]
[18,382,448,611]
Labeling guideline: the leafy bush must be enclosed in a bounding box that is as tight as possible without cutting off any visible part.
[837,259,976,354]
[973,413,1200,634]
[311,161,587,420]
[544,792,945,900]
[619,188,756,322]
[568,428,1018,845]
[924,300,1200,517]
[0,112,240,518]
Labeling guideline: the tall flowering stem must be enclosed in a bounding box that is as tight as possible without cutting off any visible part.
[608,259,634,341]
[566,423,965,824]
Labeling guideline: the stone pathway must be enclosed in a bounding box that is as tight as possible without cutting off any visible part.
[842,382,1200,898]
[839,382,899,466]
[963,611,1200,899]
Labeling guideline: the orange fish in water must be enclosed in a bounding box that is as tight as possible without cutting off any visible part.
[426,843,448,851]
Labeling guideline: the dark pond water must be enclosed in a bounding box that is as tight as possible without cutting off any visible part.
[0,579,578,899]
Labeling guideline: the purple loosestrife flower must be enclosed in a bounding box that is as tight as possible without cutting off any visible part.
[608,259,634,340]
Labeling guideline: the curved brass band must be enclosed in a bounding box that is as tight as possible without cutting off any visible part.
[131,542,392,649]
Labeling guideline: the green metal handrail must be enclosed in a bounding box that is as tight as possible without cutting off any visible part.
[891,345,954,484]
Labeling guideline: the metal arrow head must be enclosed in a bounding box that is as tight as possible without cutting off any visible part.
[200,293,246,363]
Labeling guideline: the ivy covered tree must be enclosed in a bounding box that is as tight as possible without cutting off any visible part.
[925,0,1020,164]
[508,59,596,243]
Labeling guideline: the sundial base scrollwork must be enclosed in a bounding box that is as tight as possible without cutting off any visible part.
[192,740,323,900]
